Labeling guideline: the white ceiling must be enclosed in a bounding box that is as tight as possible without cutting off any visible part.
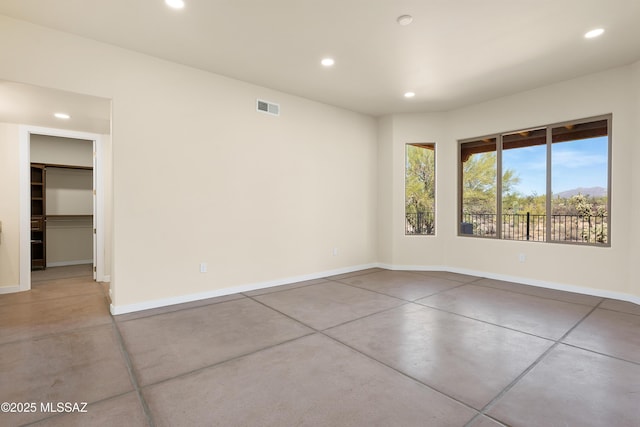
[1,0,640,117]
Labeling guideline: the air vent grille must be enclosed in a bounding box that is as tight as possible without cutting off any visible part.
[257,99,280,116]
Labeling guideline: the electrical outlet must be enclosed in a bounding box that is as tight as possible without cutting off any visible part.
[200,262,207,273]
[332,247,339,256]
[518,253,526,263]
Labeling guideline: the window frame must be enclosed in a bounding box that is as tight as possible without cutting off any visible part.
[457,114,612,247]
[405,142,436,236]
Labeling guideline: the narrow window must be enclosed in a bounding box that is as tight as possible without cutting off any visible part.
[405,143,435,235]
[501,128,547,241]
[551,120,609,244]
[460,138,497,237]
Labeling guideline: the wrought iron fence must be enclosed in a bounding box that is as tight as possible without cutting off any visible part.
[502,212,546,241]
[460,213,496,237]
[550,214,608,244]
[460,212,608,244]
[406,212,435,235]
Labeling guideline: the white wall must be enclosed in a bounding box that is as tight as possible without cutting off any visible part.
[45,168,92,215]
[376,116,394,264]
[378,112,450,268]
[381,64,639,300]
[0,123,20,288]
[45,168,93,266]
[31,135,93,167]
[629,61,640,299]
[2,14,638,309]
[0,15,378,310]
[46,219,93,265]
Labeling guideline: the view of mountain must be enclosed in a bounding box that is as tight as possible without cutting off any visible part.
[555,187,607,198]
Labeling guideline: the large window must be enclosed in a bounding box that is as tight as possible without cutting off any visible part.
[406,143,435,235]
[459,116,610,246]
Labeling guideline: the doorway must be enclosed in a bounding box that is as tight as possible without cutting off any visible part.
[19,126,106,292]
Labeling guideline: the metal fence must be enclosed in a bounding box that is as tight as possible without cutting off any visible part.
[550,214,608,243]
[502,212,546,241]
[460,212,608,244]
[406,212,435,235]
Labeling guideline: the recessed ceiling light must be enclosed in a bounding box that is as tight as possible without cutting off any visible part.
[397,15,413,26]
[584,28,604,39]
[54,113,71,119]
[321,58,335,67]
[404,92,416,98]
[165,0,185,9]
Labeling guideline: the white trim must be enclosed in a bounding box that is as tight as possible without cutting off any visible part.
[103,275,111,283]
[381,263,640,306]
[94,137,107,282]
[18,128,30,292]
[47,260,93,268]
[110,261,640,315]
[110,263,378,315]
[18,125,106,292]
[0,285,22,295]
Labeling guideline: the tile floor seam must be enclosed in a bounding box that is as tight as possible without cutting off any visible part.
[4,268,638,426]
[411,299,561,342]
[471,281,605,307]
[113,295,247,323]
[469,299,605,424]
[463,414,508,427]
[110,315,156,427]
[247,292,411,334]
[336,276,472,298]
[326,279,422,301]
[247,295,483,417]
[317,329,481,417]
[414,271,487,285]
[431,270,486,285]
[598,306,640,317]
[318,301,413,331]
[138,331,317,390]
[330,278,470,302]
[558,342,640,367]
[324,269,382,280]
[239,280,325,297]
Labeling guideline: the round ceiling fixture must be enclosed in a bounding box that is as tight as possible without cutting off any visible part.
[584,28,604,39]
[397,15,413,26]
[321,58,335,67]
[165,0,185,10]
[404,92,416,99]
[54,112,71,119]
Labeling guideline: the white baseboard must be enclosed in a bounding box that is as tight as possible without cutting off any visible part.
[0,285,21,294]
[381,263,640,306]
[47,260,93,268]
[110,261,640,316]
[110,263,379,315]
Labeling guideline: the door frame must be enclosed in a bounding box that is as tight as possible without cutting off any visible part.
[19,125,106,291]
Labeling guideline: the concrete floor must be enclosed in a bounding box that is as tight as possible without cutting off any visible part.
[1,267,639,426]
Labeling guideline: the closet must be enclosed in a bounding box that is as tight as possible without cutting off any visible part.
[30,135,93,271]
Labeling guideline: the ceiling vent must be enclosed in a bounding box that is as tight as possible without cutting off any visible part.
[257,99,280,116]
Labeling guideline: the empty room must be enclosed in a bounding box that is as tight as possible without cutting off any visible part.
[0,1,639,426]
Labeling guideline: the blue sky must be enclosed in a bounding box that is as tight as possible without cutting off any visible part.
[502,136,608,196]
